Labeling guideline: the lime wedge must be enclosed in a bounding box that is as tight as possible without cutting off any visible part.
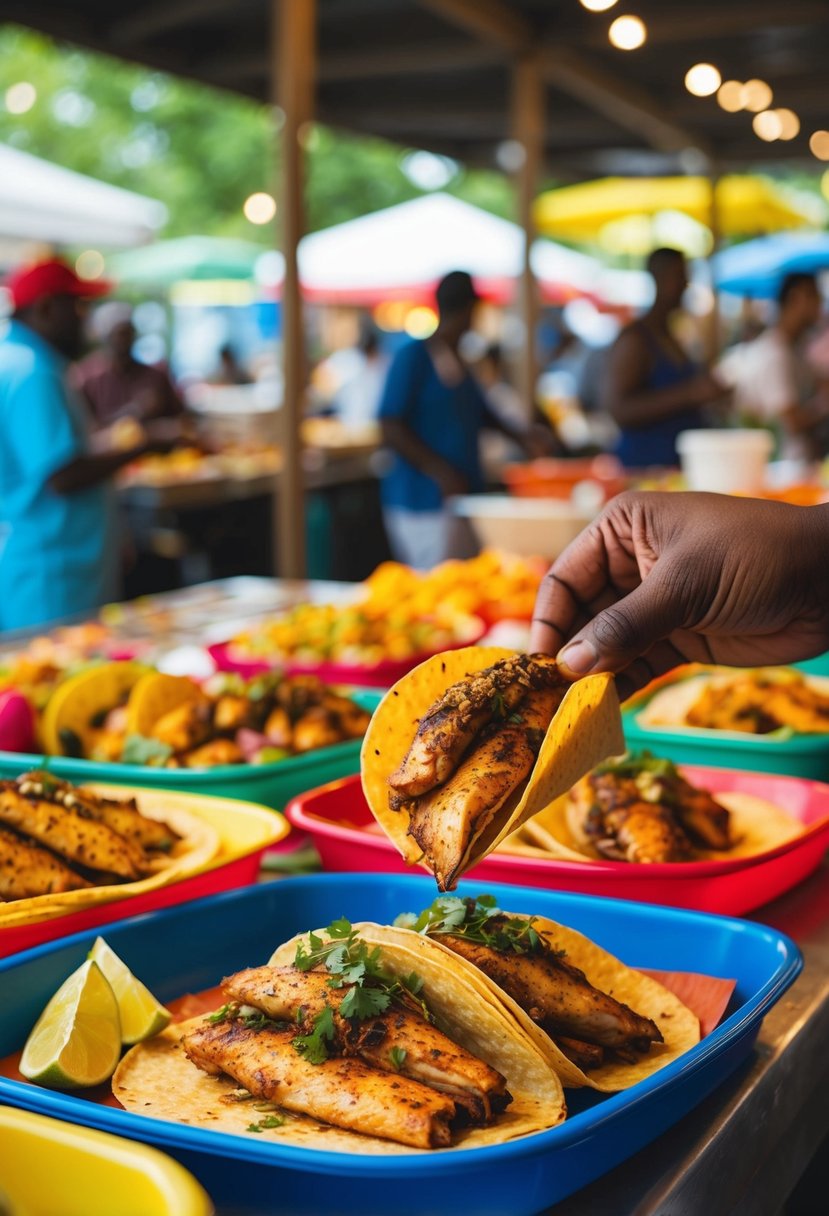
[20,959,121,1089]
[89,937,171,1045]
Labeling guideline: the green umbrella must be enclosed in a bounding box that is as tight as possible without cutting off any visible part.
[107,235,266,287]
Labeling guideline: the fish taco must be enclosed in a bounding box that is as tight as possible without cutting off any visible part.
[113,917,566,1153]
[521,752,803,864]
[390,895,700,1092]
[361,646,623,889]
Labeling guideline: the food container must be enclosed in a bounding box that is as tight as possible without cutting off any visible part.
[450,495,596,561]
[0,690,382,811]
[503,457,628,503]
[0,1105,213,1216]
[208,639,483,688]
[0,787,286,957]
[0,875,801,1216]
[676,428,773,493]
[622,672,829,781]
[286,769,829,916]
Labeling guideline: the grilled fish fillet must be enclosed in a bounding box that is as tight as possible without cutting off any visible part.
[182,1018,456,1149]
[0,824,91,899]
[406,725,536,891]
[222,966,509,1123]
[14,775,178,854]
[389,654,563,799]
[439,921,662,1053]
[0,787,146,879]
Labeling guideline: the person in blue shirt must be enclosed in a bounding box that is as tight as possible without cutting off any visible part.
[0,258,180,634]
[378,271,548,569]
[602,248,725,468]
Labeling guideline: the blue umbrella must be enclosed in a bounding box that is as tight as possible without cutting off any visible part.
[714,232,829,298]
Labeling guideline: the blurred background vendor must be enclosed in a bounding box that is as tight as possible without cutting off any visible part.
[74,300,185,430]
[0,258,181,633]
[379,270,552,569]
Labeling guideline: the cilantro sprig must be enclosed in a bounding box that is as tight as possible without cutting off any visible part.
[593,750,678,781]
[247,1114,286,1133]
[396,894,543,956]
[290,918,428,1064]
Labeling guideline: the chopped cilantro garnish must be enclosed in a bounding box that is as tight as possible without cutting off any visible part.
[122,734,174,766]
[339,984,390,1020]
[594,750,678,781]
[389,1047,407,1071]
[293,1004,336,1063]
[491,692,506,717]
[397,895,543,956]
[206,1003,237,1024]
[247,1115,286,1133]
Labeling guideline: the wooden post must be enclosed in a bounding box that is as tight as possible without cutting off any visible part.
[705,166,722,362]
[272,0,315,578]
[512,51,545,420]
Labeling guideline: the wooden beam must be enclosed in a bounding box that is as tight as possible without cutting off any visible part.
[206,39,501,85]
[110,0,232,44]
[543,47,711,157]
[416,0,533,54]
[273,0,315,579]
[512,52,545,420]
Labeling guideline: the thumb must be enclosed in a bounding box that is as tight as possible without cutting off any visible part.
[556,568,687,677]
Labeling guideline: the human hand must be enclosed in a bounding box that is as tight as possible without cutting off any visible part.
[432,461,469,498]
[529,491,829,698]
[686,370,727,406]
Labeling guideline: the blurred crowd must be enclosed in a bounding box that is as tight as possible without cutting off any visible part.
[3,247,829,630]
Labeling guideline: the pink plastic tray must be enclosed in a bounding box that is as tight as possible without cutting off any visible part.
[0,845,271,959]
[208,630,484,688]
[286,766,829,916]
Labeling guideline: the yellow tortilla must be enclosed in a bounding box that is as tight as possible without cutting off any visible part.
[635,666,829,734]
[522,784,803,863]
[113,926,566,1154]
[360,646,624,884]
[0,785,278,928]
[375,918,700,1093]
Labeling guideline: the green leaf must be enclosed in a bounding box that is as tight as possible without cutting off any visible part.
[339,984,390,1020]
[292,1004,336,1064]
[121,734,174,766]
[389,1047,407,1071]
[206,1002,237,1024]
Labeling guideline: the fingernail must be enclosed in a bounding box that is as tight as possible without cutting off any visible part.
[557,639,598,676]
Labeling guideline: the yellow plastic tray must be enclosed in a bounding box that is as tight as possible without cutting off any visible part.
[0,1105,213,1216]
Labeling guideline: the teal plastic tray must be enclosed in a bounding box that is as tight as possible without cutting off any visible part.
[0,691,381,811]
[623,674,829,781]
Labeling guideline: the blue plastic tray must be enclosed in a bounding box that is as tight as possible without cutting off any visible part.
[0,875,801,1216]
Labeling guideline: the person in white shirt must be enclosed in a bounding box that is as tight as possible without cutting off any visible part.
[719,272,828,460]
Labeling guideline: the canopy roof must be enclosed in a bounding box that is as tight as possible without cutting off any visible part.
[109,236,265,286]
[3,0,828,174]
[535,175,826,242]
[0,142,166,248]
[714,232,829,298]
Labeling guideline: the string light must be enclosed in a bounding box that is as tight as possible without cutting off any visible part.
[810,131,829,160]
[4,82,37,114]
[580,0,618,9]
[685,64,722,97]
[752,110,783,141]
[717,81,744,112]
[774,109,800,141]
[75,250,105,280]
[741,80,773,112]
[243,192,277,224]
[608,15,646,49]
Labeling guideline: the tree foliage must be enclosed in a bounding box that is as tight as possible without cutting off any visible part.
[0,24,515,244]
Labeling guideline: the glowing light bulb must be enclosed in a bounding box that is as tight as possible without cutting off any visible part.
[75,250,105,280]
[717,81,745,112]
[685,64,721,98]
[4,82,37,114]
[810,130,829,161]
[775,109,800,141]
[243,192,277,224]
[580,0,618,9]
[608,15,646,50]
[752,110,783,141]
[741,79,773,113]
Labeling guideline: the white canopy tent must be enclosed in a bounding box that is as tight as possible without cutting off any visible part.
[254,193,604,305]
[0,143,167,256]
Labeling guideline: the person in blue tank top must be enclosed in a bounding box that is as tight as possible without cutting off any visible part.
[379,271,552,569]
[602,248,725,468]
[0,258,183,634]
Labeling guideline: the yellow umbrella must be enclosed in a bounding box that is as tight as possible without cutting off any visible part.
[534,176,824,243]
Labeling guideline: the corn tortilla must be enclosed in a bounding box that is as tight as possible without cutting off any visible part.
[360,646,624,883]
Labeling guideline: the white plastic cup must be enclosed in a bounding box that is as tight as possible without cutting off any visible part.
[676,428,774,494]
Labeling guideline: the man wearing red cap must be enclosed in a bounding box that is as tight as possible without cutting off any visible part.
[0,257,176,632]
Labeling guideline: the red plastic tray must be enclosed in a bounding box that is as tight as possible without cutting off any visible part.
[208,630,484,688]
[286,766,829,916]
